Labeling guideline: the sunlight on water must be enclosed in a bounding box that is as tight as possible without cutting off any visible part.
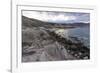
[54,26,90,48]
[55,29,69,38]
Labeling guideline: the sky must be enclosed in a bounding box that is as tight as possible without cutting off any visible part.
[22,11,90,23]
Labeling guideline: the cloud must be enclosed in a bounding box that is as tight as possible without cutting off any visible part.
[50,14,76,22]
[23,11,76,22]
[22,11,89,23]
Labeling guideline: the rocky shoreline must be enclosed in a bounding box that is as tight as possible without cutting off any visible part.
[46,30,90,60]
[22,27,90,62]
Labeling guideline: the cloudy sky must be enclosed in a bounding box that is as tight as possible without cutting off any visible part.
[22,11,90,23]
